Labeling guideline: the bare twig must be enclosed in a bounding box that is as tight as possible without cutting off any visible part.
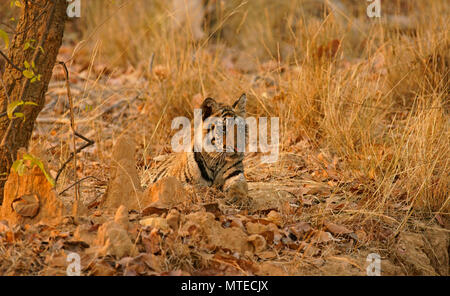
[0,122,13,147]
[25,0,48,9]
[0,50,24,72]
[0,22,15,32]
[59,61,77,205]
[54,131,94,184]
[58,175,104,196]
[149,52,155,73]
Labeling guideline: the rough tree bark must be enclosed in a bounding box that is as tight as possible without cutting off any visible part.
[0,0,67,204]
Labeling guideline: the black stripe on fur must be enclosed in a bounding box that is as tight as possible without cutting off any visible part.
[224,169,243,180]
[194,152,213,182]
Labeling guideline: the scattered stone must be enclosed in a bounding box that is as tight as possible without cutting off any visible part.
[93,206,137,258]
[102,133,143,211]
[143,176,188,209]
[267,210,283,226]
[180,212,253,253]
[73,224,96,246]
[114,205,130,230]
[166,209,180,230]
[1,164,66,225]
[246,221,278,235]
[289,222,312,238]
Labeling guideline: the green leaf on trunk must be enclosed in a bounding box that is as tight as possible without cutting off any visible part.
[11,159,26,176]
[12,154,55,187]
[22,153,55,186]
[23,69,34,79]
[7,100,38,119]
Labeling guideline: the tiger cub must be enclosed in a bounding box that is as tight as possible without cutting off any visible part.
[142,94,250,206]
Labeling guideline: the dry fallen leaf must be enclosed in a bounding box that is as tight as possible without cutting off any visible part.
[313,231,334,243]
[142,229,162,254]
[141,206,168,216]
[289,222,312,238]
[299,241,320,256]
[248,234,267,252]
[267,210,283,226]
[166,209,180,230]
[325,222,353,235]
[203,202,221,215]
[89,259,116,276]
[12,194,40,218]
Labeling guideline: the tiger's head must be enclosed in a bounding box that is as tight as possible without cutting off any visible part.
[196,93,247,157]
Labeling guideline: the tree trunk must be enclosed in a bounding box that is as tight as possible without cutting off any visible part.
[0,0,67,204]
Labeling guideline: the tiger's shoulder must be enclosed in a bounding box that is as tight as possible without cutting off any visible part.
[141,152,209,188]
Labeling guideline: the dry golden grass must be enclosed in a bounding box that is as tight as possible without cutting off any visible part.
[76,0,448,216]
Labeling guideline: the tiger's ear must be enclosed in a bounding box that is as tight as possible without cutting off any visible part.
[232,93,246,117]
[201,97,217,120]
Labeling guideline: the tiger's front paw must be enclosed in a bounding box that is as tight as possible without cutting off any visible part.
[223,182,252,209]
